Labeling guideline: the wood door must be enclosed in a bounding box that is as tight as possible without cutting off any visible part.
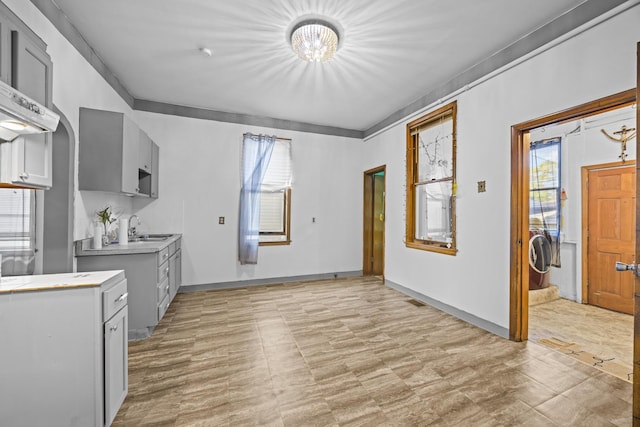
[633,40,640,423]
[363,166,385,276]
[587,165,635,314]
[372,173,385,275]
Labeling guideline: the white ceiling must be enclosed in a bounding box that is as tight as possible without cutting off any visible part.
[48,0,596,133]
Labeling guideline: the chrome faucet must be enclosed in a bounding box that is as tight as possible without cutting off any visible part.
[128,214,140,237]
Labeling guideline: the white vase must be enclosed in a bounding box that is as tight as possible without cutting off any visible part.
[93,223,103,249]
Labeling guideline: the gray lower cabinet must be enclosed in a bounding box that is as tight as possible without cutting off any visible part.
[0,271,128,427]
[77,238,182,340]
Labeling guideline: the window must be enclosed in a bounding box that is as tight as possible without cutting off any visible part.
[406,101,457,254]
[259,138,292,245]
[529,137,561,232]
[0,188,36,275]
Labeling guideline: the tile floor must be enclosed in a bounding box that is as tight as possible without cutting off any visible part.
[529,296,634,376]
[113,277,632,426]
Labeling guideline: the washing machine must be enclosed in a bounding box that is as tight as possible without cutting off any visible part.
[529,230,551,290]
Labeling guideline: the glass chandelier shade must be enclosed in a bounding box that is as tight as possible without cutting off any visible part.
[290,20,339,62]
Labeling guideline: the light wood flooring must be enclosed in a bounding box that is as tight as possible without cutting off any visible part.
[113,277,632,426]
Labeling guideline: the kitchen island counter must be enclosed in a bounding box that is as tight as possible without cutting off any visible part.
[0,269,125,293]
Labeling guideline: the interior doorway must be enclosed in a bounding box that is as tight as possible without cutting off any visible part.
[363,166,385,277]
[510,89,636,342]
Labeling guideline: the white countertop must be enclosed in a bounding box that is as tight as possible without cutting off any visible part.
[75,234,181,257]
[0,270,125,293]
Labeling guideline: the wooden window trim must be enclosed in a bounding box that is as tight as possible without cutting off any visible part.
[259,187,291,246]
[406,101,457,255]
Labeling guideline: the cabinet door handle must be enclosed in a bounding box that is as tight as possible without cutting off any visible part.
[110,324,118,332]
[115,292,128,303]
[19,172,29,180]
[163,253,168,259]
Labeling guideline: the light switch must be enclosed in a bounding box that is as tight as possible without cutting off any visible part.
[477,181,486,193]
[218,216,225,225]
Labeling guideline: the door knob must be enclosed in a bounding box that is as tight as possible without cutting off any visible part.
[616,261,637,272]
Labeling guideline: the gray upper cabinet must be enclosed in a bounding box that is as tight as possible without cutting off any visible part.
[0,12,12,85]
[79,107,160,198]
[79,107,140,195]
[0,5,53,189]
[150,141,159,199]
[138,129,152,173]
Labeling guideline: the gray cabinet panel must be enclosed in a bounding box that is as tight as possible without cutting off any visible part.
[105,306,128,427]
[6,27,53,188]
[78,252,157,339]
[77,237,182,340]
[139,129,152,173]
[79,108,140,195]
[0,275,128,426]
[151,141,159,198]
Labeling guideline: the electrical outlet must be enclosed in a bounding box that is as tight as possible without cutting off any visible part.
[218,216,225,225]
[477,181,486,193]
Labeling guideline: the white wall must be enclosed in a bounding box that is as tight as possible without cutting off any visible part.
[362,4,640,331]
[132,112,364,286]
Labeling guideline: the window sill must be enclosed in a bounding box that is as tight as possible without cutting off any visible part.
[259,240,291,246]
[405,241,457,256]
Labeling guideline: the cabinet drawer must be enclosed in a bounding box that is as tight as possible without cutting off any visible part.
[158,247,169,264]
[103,279,128,322]
[174,238,181,252]
[157,260,169,283]
[157,294,170,322]
[156,277,169,305]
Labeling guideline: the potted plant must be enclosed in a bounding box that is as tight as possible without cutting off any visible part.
[96,206,116,245]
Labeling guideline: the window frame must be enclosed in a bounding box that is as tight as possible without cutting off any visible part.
[259,187,291,246]
[529,137,561,233]
[256,137,292,246]
[405,101,457,255]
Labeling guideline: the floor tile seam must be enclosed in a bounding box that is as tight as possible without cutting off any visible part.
[532,392,619,426]
[512,369,563,405]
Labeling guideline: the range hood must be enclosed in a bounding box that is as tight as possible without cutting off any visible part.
[0,79,59,142]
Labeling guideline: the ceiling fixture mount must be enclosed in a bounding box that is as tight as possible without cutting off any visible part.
[199,47,213,57]
[290,19,339,63]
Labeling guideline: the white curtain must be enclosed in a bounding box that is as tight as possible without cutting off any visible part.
[238,133,276,265]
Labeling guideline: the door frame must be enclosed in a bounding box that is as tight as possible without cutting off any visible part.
[581,161,636,306]
[363,165,386,277]
[509,88,635,342]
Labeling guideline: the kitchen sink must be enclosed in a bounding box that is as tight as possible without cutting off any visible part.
[128,234,173,242]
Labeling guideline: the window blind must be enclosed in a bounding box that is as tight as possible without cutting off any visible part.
[0,188,34,250]
[261,139,291,192]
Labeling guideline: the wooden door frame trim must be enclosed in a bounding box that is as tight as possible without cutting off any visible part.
[581,161,636,305]
[363,165,386,278]
[509,88,636,342]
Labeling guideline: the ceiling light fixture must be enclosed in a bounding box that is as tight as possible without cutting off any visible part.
[290,19,339,63]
